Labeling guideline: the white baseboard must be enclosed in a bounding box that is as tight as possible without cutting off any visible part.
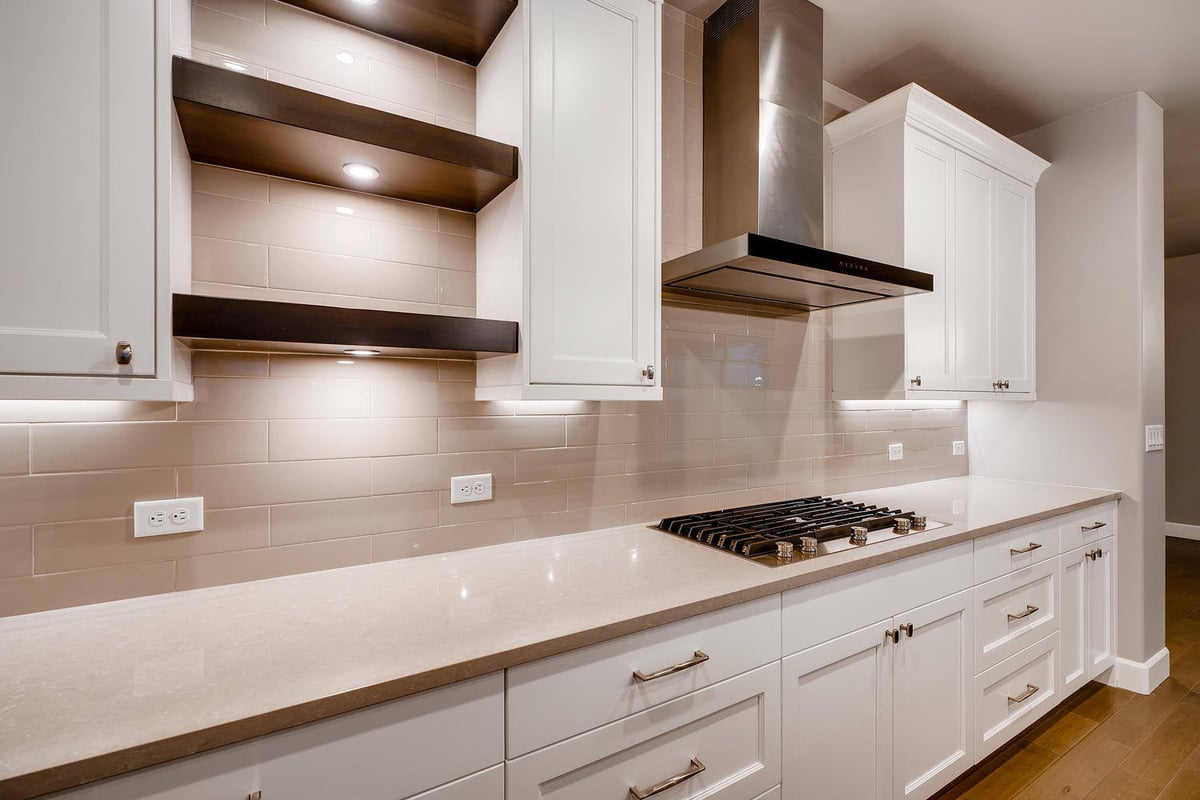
[1102,647,1171,694]
[1167,522,1200,541]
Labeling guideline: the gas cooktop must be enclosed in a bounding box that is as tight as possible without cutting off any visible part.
[653,496,948,566]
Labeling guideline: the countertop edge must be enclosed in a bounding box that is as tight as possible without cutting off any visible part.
[5,488,1122,799]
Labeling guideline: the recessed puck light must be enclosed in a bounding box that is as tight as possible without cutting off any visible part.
[336,51,355,64]
[344,348,380,357]
[342,162,379,181]
[351,0,378,5]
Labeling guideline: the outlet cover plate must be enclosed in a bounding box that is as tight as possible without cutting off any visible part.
[134,497,204,537]
[450,473,493,504]
[888,443,904,461]
[952,440,966,456]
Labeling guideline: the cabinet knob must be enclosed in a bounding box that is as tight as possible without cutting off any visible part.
[885,629,900,644]
[642,364,655,381]
[901,622,915,638]
[910,375,922,387]
[115,341,133,365]
[248,793,262,800]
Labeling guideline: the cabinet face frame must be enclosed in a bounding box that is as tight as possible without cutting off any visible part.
[0,0,158,378]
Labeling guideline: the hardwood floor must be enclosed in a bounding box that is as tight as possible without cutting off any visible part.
[934,536,1200,799]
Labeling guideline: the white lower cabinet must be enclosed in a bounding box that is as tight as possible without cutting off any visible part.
[781,589,974,800]
[48,674,504,800]
[782,619,894,800]
[506,663,781,800]
[973,559,1058,672]
[1060,536,1117,694]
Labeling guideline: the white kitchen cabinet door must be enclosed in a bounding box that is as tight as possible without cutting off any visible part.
[903,129,957,393]
[952,152,996,393]
[993,173,1035,394]
[527,0,659,388]
[781,620,893,800]
[892,589,974,800]
[1059,548,1089,696]
[1088,538,1117,678]
[475,0,661,401]
[0,1,156,377]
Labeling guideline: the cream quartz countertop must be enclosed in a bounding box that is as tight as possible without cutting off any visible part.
[0,476,1119,799]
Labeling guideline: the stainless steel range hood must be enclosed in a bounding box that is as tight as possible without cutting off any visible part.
[661,0,933,311]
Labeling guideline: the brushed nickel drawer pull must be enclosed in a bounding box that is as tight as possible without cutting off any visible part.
[1007,604,1039,621]
[633,650,709,682]
[1009,542,1042,555]
[1081,521,1107,532]
[629,757,706,799]
[1007,683,1039,705]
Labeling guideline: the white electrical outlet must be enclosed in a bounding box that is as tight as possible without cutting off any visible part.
[888,443,904,461]
[134,497,204,538]
[450,473,493,504]
[1146,424,1165,452]
[952,440,966,456]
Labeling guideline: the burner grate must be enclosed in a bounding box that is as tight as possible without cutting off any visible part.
[655,496,918,562]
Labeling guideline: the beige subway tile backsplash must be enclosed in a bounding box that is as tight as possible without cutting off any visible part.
[0,7,969,616]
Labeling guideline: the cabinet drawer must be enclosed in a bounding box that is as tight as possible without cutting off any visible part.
[974,560,1058,672]
[782,542,972,655]
[973,519,1058,584]
[409,765,503,800]
[974,633,1059,759]
[1058,502,1116,553]
[507,662,780,800]
[507,594,780,757]
[257,672,503,800]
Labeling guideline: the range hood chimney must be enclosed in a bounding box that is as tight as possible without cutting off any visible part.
[661,0,933,311]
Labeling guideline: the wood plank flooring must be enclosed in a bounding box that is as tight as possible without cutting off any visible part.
[934,536,1200,799]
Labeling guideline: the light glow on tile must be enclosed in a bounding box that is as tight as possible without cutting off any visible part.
[336,51,355,65]
[222,60,248,72]
[836,400,963,410]
[335,206,355,215]
[342,162,379,181]
[336,359,355,365]
[351,0,378,5]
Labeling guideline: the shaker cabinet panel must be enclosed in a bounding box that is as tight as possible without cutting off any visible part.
[994,174,1036,393]
[476,0,661,401]
[0,0,157,377]
[952,153,997,393]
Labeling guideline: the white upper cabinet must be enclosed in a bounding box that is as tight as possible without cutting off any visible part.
[0,0,190,400]
[828,84,1048,401]
[475,0,662,401]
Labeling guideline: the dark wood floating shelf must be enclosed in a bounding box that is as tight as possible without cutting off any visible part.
[173,294,519,359]
[172,57,517,212]
[278,0,517,66]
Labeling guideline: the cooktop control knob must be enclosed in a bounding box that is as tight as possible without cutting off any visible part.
[849,526,869,545]
[894,517,913,535]
[776,541,795,560]
[799,536,819,555]
[911,515,927,530]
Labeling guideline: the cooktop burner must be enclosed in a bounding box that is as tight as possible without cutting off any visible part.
[653,496,947,566]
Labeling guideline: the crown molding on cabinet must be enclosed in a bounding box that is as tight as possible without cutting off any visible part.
[825,83,1051,186]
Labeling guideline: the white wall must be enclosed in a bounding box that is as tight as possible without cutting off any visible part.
[968,92,1166,674]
